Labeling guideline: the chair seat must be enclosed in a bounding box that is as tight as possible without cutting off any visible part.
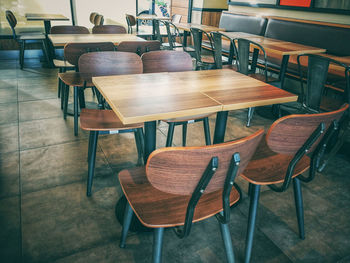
[241,137,310,185]
[119,166,240,228]
[58,72,93,87]
[162,113,213,123]
[18,33,46,40]
[53,59,74,68]
[80,109,143,131]
[200,55,215,64]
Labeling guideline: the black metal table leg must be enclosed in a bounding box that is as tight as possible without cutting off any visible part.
[213,111,228,144]
[183,31,188,47]
[43,20,55,67]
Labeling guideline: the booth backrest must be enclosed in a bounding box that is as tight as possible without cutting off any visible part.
[265,18,350,56]
[219,11,267,35]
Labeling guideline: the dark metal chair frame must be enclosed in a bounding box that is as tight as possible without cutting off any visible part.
[190,27,216,70]
[210,31,236,69]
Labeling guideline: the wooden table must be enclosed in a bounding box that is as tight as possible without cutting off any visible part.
[92,69,297,159]
[48,34,145,47]
[220,32,326,89]
[136,15,171,38]
[25,13,69,35]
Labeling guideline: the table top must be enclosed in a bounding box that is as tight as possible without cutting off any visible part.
[220,32,326,56]
[25,13,69,21]
[136,15,171,20]
[92,69,297,124]
[174,23,225,32]
[48,34,145,47]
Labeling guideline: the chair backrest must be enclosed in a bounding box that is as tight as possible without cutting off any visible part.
[142,50,193,73]
[5,10,17,38]
[50,25,89,34]
[171,14,182,24]
[94,14,104,26]
[89,12,99,24]
[163,21,182,50]
[125,14,136,33]
[78,51,143,76]
[153,19,163,43]
[146,129,264,195]
[92,25,127,34]
[267,104,349,156]
[190,27,214,63]
[235,38,268,82]
[117,40,161,56]
[211,32,235,69]
[63,42,115,67]
[297,54,350,112]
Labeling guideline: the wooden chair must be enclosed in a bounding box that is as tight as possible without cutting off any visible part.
[142,50,212,147]
[234,38,275,127]
[58,42,115,136]
[190,27,216,70]
[117,40,161,56]
[119,129,264,263]
[153,20,170,50]
[78,51,144,196]
[5,10,49,69]
[241,104,349,263]
[296,54,350,171]
[92,25,127,34]
[50,25,90,106]
[89,12,99,26]
[94,14,104,26]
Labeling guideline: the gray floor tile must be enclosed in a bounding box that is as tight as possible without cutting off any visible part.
[18,84,58,102]
[0,86,17,104]
[0,152,19,199]
[0,69,17,79]
[0,78,17,90]
[0,196,21,263]
[19,117,88,150]
[21,181,121,263]
[20,140,112,193]
[19,99,62,122]
[0,123,19,153]
[0,103,18,125]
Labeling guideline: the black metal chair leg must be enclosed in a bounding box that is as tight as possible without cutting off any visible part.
[246,107,255,127]
[63,84,69,120]
[87,131,98,197]
[41,39,50,67]
[78,88,86,109]
[182,123,187,146]
[58,68,62,98]
[119,201,134,248]
[166,122,175,147]
[134,128,144,166]
[87,131,93,163]
[203,117,211,145]
[152,228,164,263]
[248,183,253,197]
[74,86,79,136]
[293,177,305,240]
[218,214,235,263]
[244,184,261,263]
[19,40,25,69]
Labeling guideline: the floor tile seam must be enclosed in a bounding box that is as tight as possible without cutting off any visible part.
[0,192,21,201]
[18,115,66,124]
[156,125,180,147]
[17,97,60,103]
[19,138,89,152]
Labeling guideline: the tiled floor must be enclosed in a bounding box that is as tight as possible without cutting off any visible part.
[0,58,350,263]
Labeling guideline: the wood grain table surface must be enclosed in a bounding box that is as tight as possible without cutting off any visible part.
[25,13,69,21]
[220,32,326,56]
[92,69,297,125]
[174,23,225,32]
[48,34,145,47]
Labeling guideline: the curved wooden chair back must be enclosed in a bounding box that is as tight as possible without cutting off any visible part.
[267,104,349,155]
[50,25,89,34]
[142,50,193,73]
[92,25,126,34]
[117,40,161,56]
[146,129,264,195]
[235,38,268,82]
[297,54,350,112]
[94,15,104,26]
[171,14,182,23]
[78,51,143,77]
[6,10,17,38]
[89,12,99,24]
[125,14,136,33]
[64,42,115,67]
